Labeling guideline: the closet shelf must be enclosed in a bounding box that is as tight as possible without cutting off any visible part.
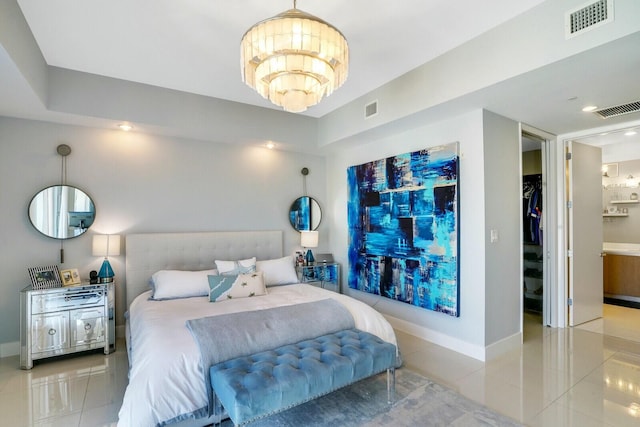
[610,200,639,204]
[603,213,629,217]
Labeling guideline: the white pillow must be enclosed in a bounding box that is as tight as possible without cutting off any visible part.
[215,257,256,275]
[256,256,299,286]
[150,269,217,300]
[208,271,267,302]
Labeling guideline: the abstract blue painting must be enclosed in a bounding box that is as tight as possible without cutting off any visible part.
[347,142,460,316]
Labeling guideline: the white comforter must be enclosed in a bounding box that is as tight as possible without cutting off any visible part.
[117,284,397,427]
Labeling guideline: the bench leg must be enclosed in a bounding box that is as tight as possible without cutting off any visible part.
[386,367,396,404]
[212,393,223,427]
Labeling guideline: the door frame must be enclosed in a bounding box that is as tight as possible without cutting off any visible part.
[521,124,557,327]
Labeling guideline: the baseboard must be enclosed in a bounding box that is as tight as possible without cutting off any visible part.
[385,315,487,361]
[0,341,20,358]
[385,315,521,362]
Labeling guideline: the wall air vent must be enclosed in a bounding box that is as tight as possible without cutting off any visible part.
[593,101,640,119]
[364,101,378,119]
[565,0,614,39]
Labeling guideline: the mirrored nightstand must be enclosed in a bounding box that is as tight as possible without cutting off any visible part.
[297,263,340,293]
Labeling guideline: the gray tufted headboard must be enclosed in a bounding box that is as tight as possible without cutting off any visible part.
[125,230,283,308]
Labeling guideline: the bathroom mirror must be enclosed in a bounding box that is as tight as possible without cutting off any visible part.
[289,196,321,231]
[28,185,96,239]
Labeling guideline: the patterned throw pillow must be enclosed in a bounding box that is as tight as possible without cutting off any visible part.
[208,271,266,302]
[215,257,257,275]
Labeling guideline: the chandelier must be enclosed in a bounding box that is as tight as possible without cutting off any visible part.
[240,0,349,113]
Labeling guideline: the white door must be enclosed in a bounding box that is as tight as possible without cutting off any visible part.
[567,141,603,326]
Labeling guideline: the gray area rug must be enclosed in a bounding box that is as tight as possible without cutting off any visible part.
[220,368,523,426]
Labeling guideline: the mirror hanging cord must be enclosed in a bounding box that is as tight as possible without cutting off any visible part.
[57,144,72,263]
[301,167,309,196]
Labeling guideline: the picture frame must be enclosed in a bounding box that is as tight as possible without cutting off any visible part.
[28,265,62,289]
[60,268,81,286]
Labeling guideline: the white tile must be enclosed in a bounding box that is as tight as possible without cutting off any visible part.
[556,376,640,426]
[528,401,615,427]
[78,402,120,427]
[454,368,547,423]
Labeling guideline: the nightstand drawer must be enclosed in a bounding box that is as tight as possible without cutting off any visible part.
[71,308,106,346]
[31,287,105,314]
[31,312,70,354]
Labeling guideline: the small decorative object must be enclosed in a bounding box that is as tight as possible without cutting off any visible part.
[631,192,638,200]
[608,206,617,214]
[300,230,318,265]
[295,251,304,267]
[92,234,121,283]
[60,268,81,286]
[89,270,98,284]
[28,265,62,289]
[623,208,629,214]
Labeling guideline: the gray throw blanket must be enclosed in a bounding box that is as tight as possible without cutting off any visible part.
[186,298,356,416]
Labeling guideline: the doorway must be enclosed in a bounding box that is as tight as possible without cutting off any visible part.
[521,128,553,329]
[557,119,640,328]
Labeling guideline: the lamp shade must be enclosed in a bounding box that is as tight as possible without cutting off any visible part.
[300,230,318,248]
[92,235,121,257]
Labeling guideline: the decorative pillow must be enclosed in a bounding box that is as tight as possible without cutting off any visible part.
[256,256,299,286]
[215,257,256,275]
[208,271,267,302]
[150,269,217,300]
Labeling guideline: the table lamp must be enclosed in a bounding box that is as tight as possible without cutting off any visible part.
[92,234,121,283]
[300,230,318,265]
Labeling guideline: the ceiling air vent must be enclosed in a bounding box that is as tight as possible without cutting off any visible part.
[565,0,614,39]
[364,101,378,119]
[593,101,640,119]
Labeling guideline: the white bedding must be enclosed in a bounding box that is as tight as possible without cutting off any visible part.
[117,284,397,427]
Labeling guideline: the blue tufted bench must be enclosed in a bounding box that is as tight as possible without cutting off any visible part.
[209,328,397,426]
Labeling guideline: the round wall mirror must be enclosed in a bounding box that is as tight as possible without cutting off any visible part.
[28,185,96,239]
[289,196,321,231]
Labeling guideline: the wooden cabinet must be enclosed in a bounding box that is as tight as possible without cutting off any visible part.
[603,254,640,298]
[20,282,115,369]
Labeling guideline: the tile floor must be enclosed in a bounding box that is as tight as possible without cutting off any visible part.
[400,304,640,426]
[1,304,639,426]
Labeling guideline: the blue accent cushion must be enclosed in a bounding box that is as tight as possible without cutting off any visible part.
[208,272,267,302]
[209,329,396,425]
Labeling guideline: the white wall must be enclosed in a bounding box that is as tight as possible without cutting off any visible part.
[0,117,327,352]
[602,159,640,243]
[326,110,494,359]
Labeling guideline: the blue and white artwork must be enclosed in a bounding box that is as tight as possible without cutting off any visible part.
[347,142,460,317]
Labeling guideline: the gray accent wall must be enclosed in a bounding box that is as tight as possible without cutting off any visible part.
[0,117,327,349]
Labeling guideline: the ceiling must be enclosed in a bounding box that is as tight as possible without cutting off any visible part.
[3,0,640,149]
[14,0,546,118]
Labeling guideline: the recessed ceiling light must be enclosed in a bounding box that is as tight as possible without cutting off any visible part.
[265,142,275,149]
[118,124,133,131]
[582,105,598,112]
[625,130,637,136]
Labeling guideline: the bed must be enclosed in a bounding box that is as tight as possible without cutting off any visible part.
[117,231,398,427]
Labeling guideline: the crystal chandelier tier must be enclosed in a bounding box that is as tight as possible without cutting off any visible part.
[240,1,349,113]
